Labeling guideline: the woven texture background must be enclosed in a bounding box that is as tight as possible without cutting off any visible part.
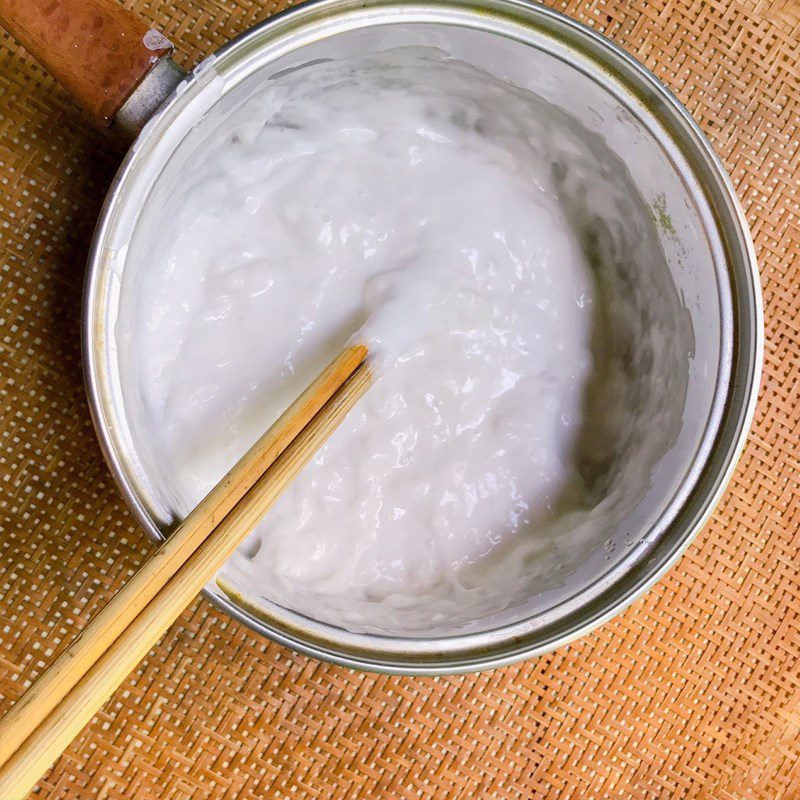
[0,0,798,797]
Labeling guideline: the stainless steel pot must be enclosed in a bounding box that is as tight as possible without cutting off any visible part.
[7,0,763,674]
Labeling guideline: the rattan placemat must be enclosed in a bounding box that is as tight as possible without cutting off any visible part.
[1,0,798,797]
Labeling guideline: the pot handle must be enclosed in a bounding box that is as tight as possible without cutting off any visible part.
[0,0,180,129]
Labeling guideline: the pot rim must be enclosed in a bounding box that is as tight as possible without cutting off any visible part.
[83,0,763,674]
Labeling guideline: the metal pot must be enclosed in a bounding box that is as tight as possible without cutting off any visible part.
[2,0,762,674]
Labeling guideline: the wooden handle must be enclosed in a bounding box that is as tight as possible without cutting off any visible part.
[0,0,173,126]
[0,347,372,799]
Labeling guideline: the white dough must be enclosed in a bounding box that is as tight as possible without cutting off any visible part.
[122,48,688,634]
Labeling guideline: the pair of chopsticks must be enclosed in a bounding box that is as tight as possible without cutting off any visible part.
[0,344,372,800]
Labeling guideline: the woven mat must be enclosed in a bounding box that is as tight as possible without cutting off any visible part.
[0,0,798,797]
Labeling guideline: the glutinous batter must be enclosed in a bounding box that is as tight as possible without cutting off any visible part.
[123,48,684,634]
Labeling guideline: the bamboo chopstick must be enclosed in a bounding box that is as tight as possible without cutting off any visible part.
[0,342,366,768]
[0,348,372,800]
